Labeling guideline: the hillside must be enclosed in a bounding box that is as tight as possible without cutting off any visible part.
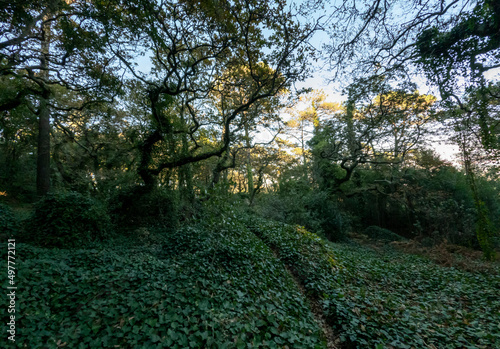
[2,215,499,348]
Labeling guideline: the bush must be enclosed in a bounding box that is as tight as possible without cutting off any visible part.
[364,225,405,242]
[304,191,349,242]
[108,186,178,229]
[28,192,111,248]
[255,189,350,242]
[0,203,21,237]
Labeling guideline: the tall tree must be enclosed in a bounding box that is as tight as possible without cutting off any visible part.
[414,1,500,259]
[283,90,327,178]
[36,14,51,196]
[324,0,500,258]
[311,78,436,192]
[1,0,122,196]
[109,0,316,189]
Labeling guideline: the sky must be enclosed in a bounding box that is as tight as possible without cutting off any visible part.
[290,7,500,165]
[131,0,500,166]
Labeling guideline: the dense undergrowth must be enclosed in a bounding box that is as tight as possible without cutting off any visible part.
[1,218,324,348]
[248,218,500,348]
[329,242,500,348]
[1,211,499,348]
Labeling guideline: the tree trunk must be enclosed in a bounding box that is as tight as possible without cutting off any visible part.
[36,19,51,197]
[244,124,254,197]
[179,115,194,202]
[138,129,162,190]
[460,129,496,260]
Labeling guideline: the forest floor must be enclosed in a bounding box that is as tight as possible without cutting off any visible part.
[348,231,500,275]
[2,217,499,348]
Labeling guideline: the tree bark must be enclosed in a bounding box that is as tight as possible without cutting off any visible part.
[179,119,194,202]
[244,123,254,197]
[138,129,162,189]
[36,18,51,197]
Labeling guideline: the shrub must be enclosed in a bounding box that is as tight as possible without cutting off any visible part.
[364,226,405,242]
[303,191,349,242]
[28,192,111,247]
[0,203,21,237]
[108,186,178,229]
[255,188,350,242]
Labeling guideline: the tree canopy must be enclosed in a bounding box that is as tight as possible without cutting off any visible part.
[1,0,499,256]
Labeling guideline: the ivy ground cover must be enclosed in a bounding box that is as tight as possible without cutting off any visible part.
[2,216,499,348]
[249,218,500,349]
[1,221,325,348]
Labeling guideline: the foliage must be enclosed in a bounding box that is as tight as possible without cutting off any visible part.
[302,190,349,242]
[401,164,476,241]
[403,161,500,251]
[3,204,500,348]
[322,0,499,258]
[331,150,499,250]
[248,217,500,348]
[363,226,405,242]
[416,0,500,100]
[1,0,123,195]
[255,180,350,241]
[0,219,325,348]
[444,86,500,259]
[310,81,435,191]
[474,198,497,261]
[327,242,500,348]
[108,186,179,230]
[111,0,314,187]
[246,218,341,297]
[27,192,111,248]
[51,100,141,195]
[0,203,21,237]
[1,1,500,346]
[0,81,38,199]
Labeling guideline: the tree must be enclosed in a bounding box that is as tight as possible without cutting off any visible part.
[439,85,499,259]
[51,95,140,195]
[414,0,500,151]
[282,90,327,179]
[311,78,436,193]
[416,2,500,258]
[0,77,37,197]
[1,0,122,196]
[323,0,499,258]
[206,63,285,197]
[109,0,316,189]
[324,0,499,150]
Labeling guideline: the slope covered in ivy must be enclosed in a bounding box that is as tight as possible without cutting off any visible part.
[248,218,500,348]
[327,242,500,348]
[2,215,499,348]
[1,219,325,348]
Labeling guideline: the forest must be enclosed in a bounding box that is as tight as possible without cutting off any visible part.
[0,0,499,348]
